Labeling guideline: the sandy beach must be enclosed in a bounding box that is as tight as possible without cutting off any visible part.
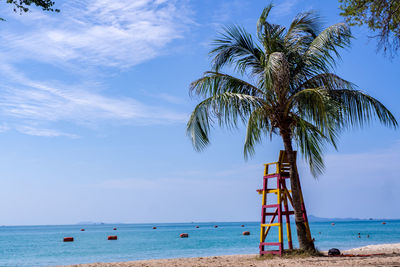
[63,243,400,267]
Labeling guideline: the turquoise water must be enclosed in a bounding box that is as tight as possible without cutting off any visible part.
[1,220,399,266]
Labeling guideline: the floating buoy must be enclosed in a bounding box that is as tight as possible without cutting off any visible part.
[180,233,189,238]
[331,223,335,226]
[382,222,386,225]
[195,226,199,228]
[63,237,74,242]
[108,235,117,240]
[80,229,85,231]
[113,228,117,230]
[152,227,157,229]
[241,225,245,227]
[214,225,218,228]
[242,231,250,236]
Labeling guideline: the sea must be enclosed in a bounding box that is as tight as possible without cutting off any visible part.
[1,220,400,266]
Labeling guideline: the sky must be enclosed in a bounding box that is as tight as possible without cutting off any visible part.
[0,0,399,226]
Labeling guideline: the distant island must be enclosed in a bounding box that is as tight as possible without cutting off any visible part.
[307,215,394,222]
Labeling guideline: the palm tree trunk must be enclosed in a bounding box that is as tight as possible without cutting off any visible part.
[280,128,315,251]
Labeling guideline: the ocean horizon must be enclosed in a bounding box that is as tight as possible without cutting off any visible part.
[1,220,399,266]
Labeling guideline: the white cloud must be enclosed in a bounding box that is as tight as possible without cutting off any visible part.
[16,126,79,138]
[0,0,191,137]
[1,0,188,68]
[0,64,188,126]
[270,0,299,18]
[0,123,10,133]
[147,92,186,105]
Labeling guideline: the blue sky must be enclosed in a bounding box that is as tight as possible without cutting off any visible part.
[0,0,399,225]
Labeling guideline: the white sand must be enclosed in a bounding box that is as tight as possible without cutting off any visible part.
[62,243,400,267]
[346,242,400,254]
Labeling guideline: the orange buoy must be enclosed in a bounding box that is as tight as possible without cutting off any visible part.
[152,226,157,229]
[241,225,245,227]
[113,227,117,230]
[180,233,189,238]
[63,237,74,242]
[214,225,218,228]
[108,235,118,240]
[242,231,250,236]
[80,229,85,231]
[382,222,386,225]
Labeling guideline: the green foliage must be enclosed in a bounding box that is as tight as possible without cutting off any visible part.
[1,0,59,20]
[339,0,400,56]
[187,4,397,177]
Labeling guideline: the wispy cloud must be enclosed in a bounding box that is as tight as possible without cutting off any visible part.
[16,126,79,138]
[1,0,189,68]
[0,123,10,133]
[0,0,191,137]
[270,0,299,18]
[0,64,187,126]
[146,92,186,105]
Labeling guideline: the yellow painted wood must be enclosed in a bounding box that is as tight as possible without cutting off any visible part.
[260,226,264,242]
[286,192,294,206]
[259,150,307,252]
[266,189,279,193]
[262,191,266,206]
[264,162,280,175]
[277,189,281,205]
[261,223,280,227]
[283,196,292,244]
[264,226,271,236]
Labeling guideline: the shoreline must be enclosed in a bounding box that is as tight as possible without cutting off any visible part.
[62,242,400,267]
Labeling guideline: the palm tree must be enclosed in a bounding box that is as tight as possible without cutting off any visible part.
[187,4,398,251]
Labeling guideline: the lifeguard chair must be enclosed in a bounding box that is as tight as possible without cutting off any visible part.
[257,150,312,255]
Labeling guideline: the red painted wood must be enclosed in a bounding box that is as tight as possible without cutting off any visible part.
[263,204,279,208]
[260,176,267,255]
[260,242,281,246]
[259,152,313,256]
[277,175,283,252]
[263,174,279,179]
[282,179,293,250]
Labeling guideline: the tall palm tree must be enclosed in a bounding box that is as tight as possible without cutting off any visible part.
[187,4,398,251]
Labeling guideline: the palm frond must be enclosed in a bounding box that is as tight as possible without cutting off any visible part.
[292,115,335,177]
[210,25,264,75]
[305,23,352,71]
[187,3,397,180]
[187,92,265,151]
[244,107,272,159]
[284,11,320,52]
[257,4,274,36]
[329,89,398,128]
[190,71,264,98]
[297,73,355,92]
